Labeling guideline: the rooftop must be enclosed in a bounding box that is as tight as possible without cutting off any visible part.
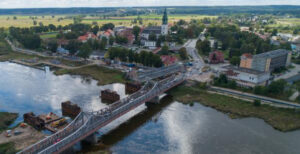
[223,65,267,75]
[253,49,290,59]
[142,26,161,34]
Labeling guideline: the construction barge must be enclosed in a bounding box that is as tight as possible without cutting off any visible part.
[101,89,120,103]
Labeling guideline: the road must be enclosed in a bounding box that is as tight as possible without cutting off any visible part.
[210,86,300,108]
[183,38,205,79]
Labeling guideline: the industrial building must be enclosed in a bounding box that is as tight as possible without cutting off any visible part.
[223,65,271,88]
[240,49,291,72]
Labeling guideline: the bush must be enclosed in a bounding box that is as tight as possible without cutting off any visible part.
[253,99,261,107]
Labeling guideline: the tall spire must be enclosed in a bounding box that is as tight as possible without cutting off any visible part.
[162,8,168,25]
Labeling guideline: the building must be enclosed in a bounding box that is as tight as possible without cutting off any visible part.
[117,28,135,45]
[223,65,271,88]
[240,53,253,68]
[78,32,97,43]
[97,29,115,40]
[209,51,224,64]
[240,49,291,72]
[161,55,178,66]
[141,8,169,48]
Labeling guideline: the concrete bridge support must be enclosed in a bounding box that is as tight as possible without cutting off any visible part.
[83,132,98,144]
[146,96,160,104]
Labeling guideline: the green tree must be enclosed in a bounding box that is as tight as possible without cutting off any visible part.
[196,39,211,55]
[99,37,108,50]
[66,40,81,55]
[92,25,99,35]
[149,33,157,41]
[109,36,115,46]
[48,40,58,53]
[230,56,240,66]
[132,26,141,41]
[78,43,92,59]
[253,100,261,107]
[100,23,115,31]
[179,47,188,60]
[160,44,169,55]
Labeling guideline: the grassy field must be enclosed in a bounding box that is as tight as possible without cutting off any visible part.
[0,112,18,132]
[0,14,217,28]
[54,65,126,85]
[168,84,300,132]
[40,32,59,39]
[0,142,17,154]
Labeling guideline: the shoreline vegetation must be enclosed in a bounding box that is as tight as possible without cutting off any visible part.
[168,83,300,132]
[0,112,18,133]
[54,65,126,85]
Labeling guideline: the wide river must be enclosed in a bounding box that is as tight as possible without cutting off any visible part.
[0,62,300,154]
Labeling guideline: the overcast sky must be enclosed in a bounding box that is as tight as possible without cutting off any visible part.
[0,0,299,8]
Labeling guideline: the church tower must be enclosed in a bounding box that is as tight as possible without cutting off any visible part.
[161,8,168,35]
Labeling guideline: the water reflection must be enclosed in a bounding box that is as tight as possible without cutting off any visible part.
[0,62,126,124]
[82,99,300,154]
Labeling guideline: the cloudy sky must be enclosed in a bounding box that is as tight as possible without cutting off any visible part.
[0,0,299,8]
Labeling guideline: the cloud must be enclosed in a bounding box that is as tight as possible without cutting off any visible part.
[0,0,299,8]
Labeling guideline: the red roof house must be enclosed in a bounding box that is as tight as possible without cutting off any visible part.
[209,51,224,64]
[78,32,97,43]
[160,55,178,66]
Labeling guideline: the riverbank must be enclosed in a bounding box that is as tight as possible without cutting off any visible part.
[54,65,126,85]
[169,84,300,132]
[0,112,18,132]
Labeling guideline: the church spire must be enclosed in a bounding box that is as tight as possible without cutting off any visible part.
[162,8,168,25]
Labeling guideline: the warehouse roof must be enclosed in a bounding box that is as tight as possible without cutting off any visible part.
[253,49,290,59]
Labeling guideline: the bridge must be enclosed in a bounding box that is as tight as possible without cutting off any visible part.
[18,65,185,154]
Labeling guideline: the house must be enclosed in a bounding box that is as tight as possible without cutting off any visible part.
[143,40,157,49]
[78,32,97,43]
[89,51,106,60]
[161,55,178,66]
[97,29,115,40]
[117,28,135,45]
[222,65,271,88]
[57,47,69,55]
[209,51,224,64]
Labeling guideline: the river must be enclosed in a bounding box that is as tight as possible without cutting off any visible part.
[1,62,300,154]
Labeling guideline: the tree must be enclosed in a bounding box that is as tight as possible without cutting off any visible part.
[13,16,17,20]
[33,20,37,26]
[196,39,211,55]
[253,100,261,107]
[48,40,58,53]
[78,43,92,59]
[160,44,169,55]
[271,29,278,36]
[99,37,107,50]
[109,36,115,46]
[92,25,99,35]
[230,56,240,66]
[100,23,115,31]
[149,33,157,41]
[132,26,141,41]
[48,24,56,31]
[179,47,188,60]
[66,40,81,55]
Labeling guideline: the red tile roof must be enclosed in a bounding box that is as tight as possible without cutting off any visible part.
[160,55,178,66]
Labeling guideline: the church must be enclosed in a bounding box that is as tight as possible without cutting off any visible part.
[141,8,169,49]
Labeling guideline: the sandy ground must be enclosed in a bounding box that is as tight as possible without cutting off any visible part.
[0,125,45,150]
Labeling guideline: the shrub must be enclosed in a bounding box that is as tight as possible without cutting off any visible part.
[253,99,261,107]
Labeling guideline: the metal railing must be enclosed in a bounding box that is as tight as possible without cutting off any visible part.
[18,73,185,154]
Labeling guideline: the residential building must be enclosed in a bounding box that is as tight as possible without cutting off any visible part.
[240,49,291,72]
[209,51,224,64]
[78,32,97,43]
[97,29,115,40]
[117,28,135,45]
[161,55,178,66]
[223,65,271,88]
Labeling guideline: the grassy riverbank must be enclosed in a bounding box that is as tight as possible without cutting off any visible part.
[0,112,18,133]
[169,84,300,132]
[0,142,17,154]
[54,65,126,85]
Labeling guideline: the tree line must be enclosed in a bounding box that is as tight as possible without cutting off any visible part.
[108,47,163,67]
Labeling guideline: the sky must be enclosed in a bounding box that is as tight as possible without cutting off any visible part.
[0,0,299,8]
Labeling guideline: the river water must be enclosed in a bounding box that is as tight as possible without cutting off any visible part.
[0,62,300,154]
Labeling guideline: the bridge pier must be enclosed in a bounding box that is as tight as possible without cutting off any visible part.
[83,132,98,145]
[146,96,160,105]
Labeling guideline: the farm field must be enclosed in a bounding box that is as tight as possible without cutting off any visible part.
[0,15,73,28]
[0,14,217,28]
[269,18,300,27]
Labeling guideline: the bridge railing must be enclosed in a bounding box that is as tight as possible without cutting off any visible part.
[18,112,87,154]
[19,74,185,154]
